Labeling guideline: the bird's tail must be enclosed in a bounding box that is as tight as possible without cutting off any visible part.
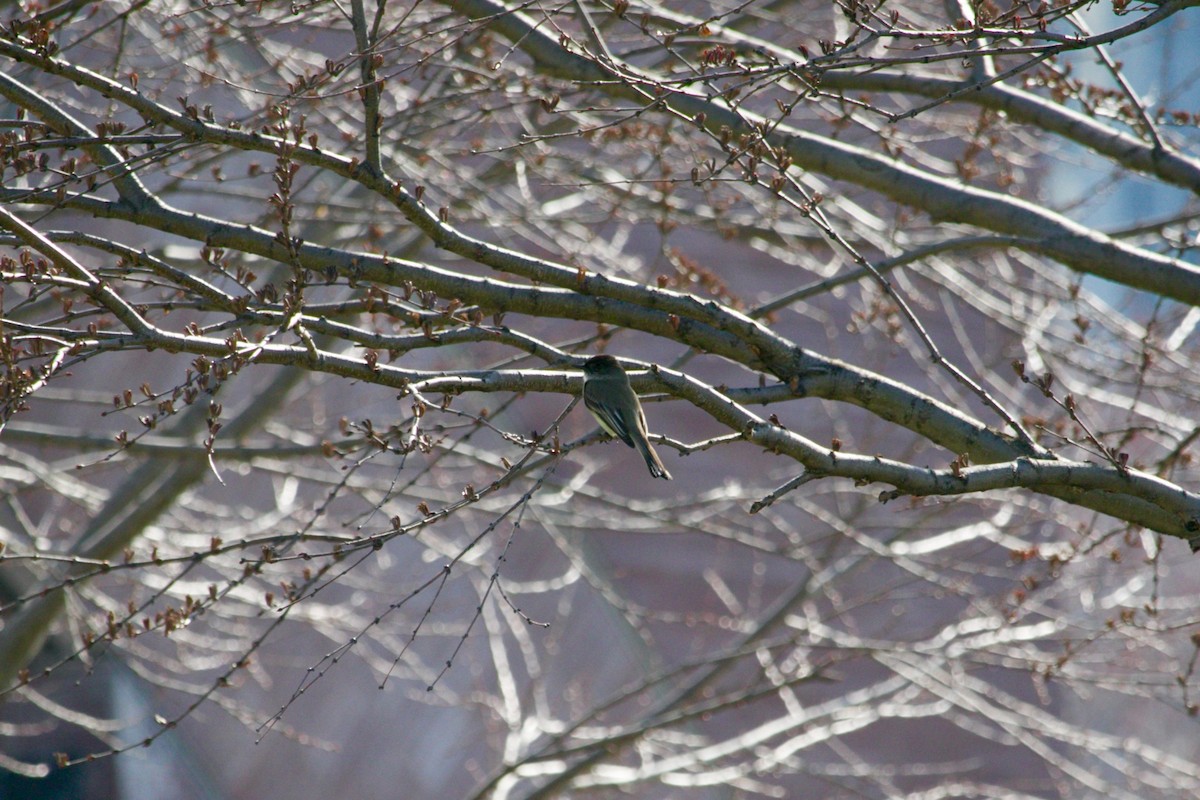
[637,438,672,480]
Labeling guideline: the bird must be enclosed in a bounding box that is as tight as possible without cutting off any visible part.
[580,354,672,480]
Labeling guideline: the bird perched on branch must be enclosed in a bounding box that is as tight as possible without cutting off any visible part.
[581,354,672,480]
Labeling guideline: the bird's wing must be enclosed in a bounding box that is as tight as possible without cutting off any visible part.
[584,390,635,448]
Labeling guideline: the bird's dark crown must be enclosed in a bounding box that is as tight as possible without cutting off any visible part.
[582,354,622,374]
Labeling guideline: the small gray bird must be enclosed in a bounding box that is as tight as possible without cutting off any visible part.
[581,354,672,480]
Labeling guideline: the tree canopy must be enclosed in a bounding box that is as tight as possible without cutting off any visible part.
[3,0,1200,797]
